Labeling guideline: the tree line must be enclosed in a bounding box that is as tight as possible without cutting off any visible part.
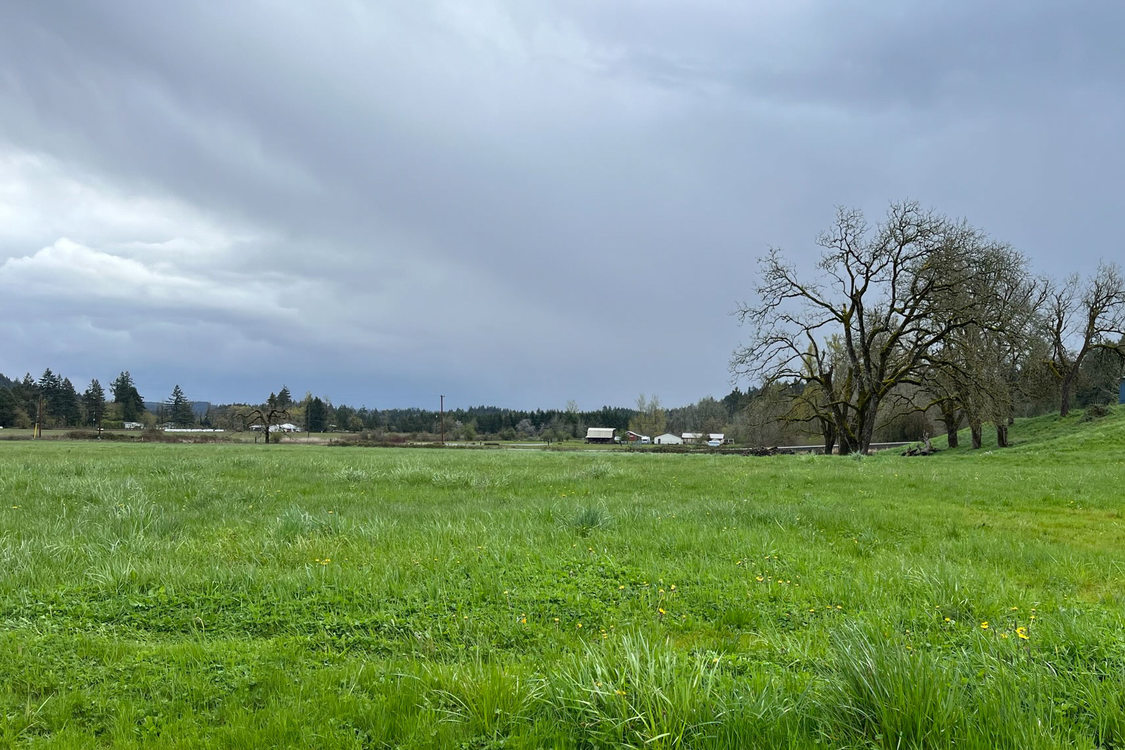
[0,366,763,442]
[731,200,1125,453]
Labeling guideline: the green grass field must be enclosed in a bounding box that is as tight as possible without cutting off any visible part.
[2,409,1124,748]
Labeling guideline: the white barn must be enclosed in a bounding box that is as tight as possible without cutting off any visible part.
[585,427,616,443]
[654,433,683,445]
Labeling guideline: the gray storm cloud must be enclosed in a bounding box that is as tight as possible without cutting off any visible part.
[0,1,1121,407]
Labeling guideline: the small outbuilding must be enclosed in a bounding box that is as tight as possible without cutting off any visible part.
[682,432,703,443]
[585,427,616,444]
[654,433,683,445]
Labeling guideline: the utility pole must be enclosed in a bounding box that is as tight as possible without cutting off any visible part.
[34,393,44,439]
[440,394,445,445]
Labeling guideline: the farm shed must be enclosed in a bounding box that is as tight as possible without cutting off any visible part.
[681,432,703,443]
[585,427,616,444]
[654,433,682,445]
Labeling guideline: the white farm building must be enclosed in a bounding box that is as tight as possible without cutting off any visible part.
[585,427,616,444]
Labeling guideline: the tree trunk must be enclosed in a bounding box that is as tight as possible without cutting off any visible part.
[946,422,959,448]
[939,403,961,448]
[969,416,982,450]
[1059,371,1076,417]
[995,423,1009,448]
[822,420,837,456]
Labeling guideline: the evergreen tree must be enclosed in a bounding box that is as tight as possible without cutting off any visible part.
[306,396,328,432]
[15,374,38,424]
[276,385,292,408]
[0,387,18,427]
[167,385,195,427]
[111,371,145,421]
[58,378,81,426]
[83,379,106,427]
[36,369,81,427]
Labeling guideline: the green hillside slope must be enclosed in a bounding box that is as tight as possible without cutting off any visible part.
[935,404,1125,456]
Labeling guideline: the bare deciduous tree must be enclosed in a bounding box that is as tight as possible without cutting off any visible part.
[241,393,291,444]
[923,245,1043,448]
[1045,263,1125,417]
[732,201,1002,454]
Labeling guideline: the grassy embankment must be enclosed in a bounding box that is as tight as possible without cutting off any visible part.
[1,408,1123,748]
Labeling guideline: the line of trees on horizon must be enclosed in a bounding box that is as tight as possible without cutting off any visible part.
[0,357,1120,446]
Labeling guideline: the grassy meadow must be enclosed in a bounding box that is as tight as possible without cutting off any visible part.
[1,410,1124,748]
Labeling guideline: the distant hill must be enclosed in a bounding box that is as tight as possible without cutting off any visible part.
[143,401,211,419]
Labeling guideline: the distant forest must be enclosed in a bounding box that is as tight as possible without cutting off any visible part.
[0,355,1120,446]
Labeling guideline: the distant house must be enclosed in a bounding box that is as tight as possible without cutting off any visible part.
[709,433,726,444]
[270,423,299,433]
[681,432,703,443]
[123,422,144,430]
[585,427,616,444]
[654,433,682,445]
[625,431,651,444]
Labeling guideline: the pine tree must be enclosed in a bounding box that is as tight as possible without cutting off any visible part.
[167,385,195,427]
[306,396,328,432]
[111,371,145,422]
[58,378,81,426]
[83,379,106,427]
[276,385,293,408]
[0,387,19,427]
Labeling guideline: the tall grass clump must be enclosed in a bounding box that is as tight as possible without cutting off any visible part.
[825,623,967,746]
[542,635,724,748]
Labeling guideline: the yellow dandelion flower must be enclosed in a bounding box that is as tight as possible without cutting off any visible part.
[1016,627,1029,640]
[980,621,989,629]
[658,608,666,615]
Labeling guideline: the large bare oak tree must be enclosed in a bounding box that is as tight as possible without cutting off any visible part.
[732,201,1011,454]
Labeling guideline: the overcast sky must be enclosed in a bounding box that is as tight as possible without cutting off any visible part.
[1,2,1122,410]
